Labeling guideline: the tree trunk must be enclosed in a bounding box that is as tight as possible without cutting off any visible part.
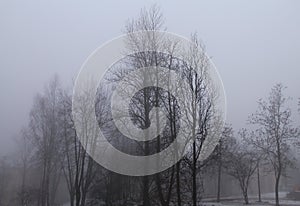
[70,192,74,206]
[155,172,166,206]
[176,161,182,206]
[217,146,222,202]
[192,141,197,206]
[243,190,249,205]
[217,163,222,202]
[143,175,150,206]
[275,173,281,206]
[257,164,261,202]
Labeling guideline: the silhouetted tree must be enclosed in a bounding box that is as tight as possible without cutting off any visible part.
[249,84,298,206]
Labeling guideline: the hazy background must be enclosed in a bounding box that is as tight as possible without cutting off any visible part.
[1,0,300,155]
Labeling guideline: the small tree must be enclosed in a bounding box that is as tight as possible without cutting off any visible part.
[223,129,258,204]
[215,125,234,202]
[15,129,35,206]
[243,130,266,203]
[0,157,9,206]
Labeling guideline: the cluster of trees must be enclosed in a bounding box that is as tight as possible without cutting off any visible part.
[0,6,299,206]
[220,84,299,206]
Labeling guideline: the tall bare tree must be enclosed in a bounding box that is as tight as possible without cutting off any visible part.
[179,33,221,206]
[249,83,298,206]
[60,83,108,206]
[120,5,182,206]
[120,7,222,206]
[28,76,62,206]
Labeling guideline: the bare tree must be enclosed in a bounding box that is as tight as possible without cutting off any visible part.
[60,83,106,206]
[223,129,258,204]
[120,7,222,205]
[28,76,62,206]
[256,158,262,203]
[178,33,222,206]
[249,83,298,206]
[215,126,234,202]
[0,156,10,206]
[118,5,182,206]
[15,129,35,206]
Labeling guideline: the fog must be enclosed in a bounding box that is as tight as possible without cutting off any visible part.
[0,1,300,205]
[1,1,300,155]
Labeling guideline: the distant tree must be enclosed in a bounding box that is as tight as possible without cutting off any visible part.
[215,125,234,202]
[60,83,107,206]
[223,129,258,205]
[0,156,9,206]
[249,84,298,206]
[254,145,264,203]
[15,129,35,206]
[28,76,62,206]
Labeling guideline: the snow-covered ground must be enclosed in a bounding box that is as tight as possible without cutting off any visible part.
[201,200,300,206]
[62,192,300,206]
[201,192,300,206]
[201,202,300,206]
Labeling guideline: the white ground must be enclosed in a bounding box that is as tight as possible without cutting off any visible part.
[201,192,300,206]
[62,192,300,206]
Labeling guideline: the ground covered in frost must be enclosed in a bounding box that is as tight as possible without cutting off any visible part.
[201,192,300,206]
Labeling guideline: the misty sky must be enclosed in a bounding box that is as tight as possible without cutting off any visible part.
[1,0,300,155]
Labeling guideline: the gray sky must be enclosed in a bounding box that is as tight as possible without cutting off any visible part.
[1,0,300,155]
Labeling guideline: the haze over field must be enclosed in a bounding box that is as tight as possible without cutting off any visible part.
[1,0,300,155]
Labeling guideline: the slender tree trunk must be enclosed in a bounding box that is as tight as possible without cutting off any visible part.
[275,172,281,206]
[176,161,182,206]
[275,135,282,206]
[155,173,167,206]
[257,164,261,202]
[81,191,87,206]
[21,161,27,206]
[70,192,74,206]
[154,84,167,206]
[142,124,150,206]
[217,143,222,202]
[217,159,222,202]
[192,141,197,206]
[243,190,249,204]
[143,175,150,206]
